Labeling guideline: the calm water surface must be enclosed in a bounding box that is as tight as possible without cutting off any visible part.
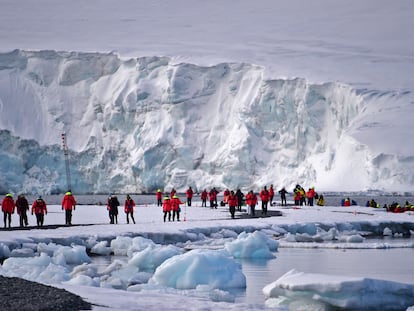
[238,246,414,304]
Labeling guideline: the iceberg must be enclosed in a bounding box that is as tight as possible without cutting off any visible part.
[263,269,414,310]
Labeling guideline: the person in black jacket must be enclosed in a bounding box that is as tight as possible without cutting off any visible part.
[279,187,288,206]
[16,194,29,227]
[107,195,120,224]
[235,189,244,212]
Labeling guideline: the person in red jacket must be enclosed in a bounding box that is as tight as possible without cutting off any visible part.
[2,193,15,228]
[306,187,316,206]
[62,191,76,225]
[269,184,275,206]
[156,189,163,207]
[200,189,208,207]
[124,194,136,224]
[162,197,172,222]
[171,195,184,221]
[16,194,29,227]
[32,196,47,227]
[245,190,258,216]
[209,188,218,209]
[227,190,237,219]
[260,186,270,215]
[186,186,194,206]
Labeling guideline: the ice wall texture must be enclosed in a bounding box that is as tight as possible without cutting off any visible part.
[0,50,412,194]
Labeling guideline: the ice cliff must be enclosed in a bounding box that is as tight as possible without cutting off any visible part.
[0,50,413,194]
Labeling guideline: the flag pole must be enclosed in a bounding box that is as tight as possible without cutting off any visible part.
[61,133,72,191]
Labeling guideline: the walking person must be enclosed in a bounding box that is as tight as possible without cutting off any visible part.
[279,187,288,206]
[162,196,172,222]
[156,189,163,207]
[186,186,194,207]
[245,190,258,216]
[235,189,244,212]
[62,190,76,225]
[31,196,47,227]
[2,193,15,228]
[260,186,270,215]
[269,184,275,206]
[16,194,29,227]
[228,190,237,219]
[209,188,218,209]
[124,194,136,224]
[201,189,208,207]
[108,195,120,224]
[171,195,184,221]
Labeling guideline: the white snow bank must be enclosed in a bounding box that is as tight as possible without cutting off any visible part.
[263,269,414,310]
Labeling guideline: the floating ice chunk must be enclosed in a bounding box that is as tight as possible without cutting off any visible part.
[110,236,133,256]
[91,241,112,255]
[263,269,414,310]
[294,233,315,243]
[150,249,246,289]
[71,263,99,278]
[128,244,183,271]
[224,231,278,258]
[106,265,140,289]
[338,234,364,243]
[100,259,126,275]
[208,289,235,303]
[53,245,91,264]
[64,274,100,287]
[37,242,60,256]
[126,236,156,257]
[10,247,34,258]
[317,227,338,241]
[383,227,393,236]
[1,253,70,283]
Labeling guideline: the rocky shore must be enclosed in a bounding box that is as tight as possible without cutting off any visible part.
[0,276,92,311]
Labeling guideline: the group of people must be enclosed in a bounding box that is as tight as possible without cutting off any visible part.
[1,191,76,228]
[106,194,137,224]
[156,184,322,219]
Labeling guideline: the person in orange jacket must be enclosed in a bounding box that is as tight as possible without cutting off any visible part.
[186,186,194,206]
[260,186,270,215]
[306,187,316,206]
[269,184,275,206]
[32,195,47,227]
[156,189,163,207]
[227,190,237,219]
[245,190,258,216]
[162,197,172,222]
[124,194,136,224]
[200,189,208,207]
[171,195,184,221]
[2,193,15,228]
[62,190,76,225]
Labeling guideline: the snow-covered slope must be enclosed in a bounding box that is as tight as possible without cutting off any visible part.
[1,50,413,194]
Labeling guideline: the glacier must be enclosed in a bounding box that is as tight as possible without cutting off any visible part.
[0,49,413,194]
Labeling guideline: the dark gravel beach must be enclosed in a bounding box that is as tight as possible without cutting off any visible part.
[0,276,92,311]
